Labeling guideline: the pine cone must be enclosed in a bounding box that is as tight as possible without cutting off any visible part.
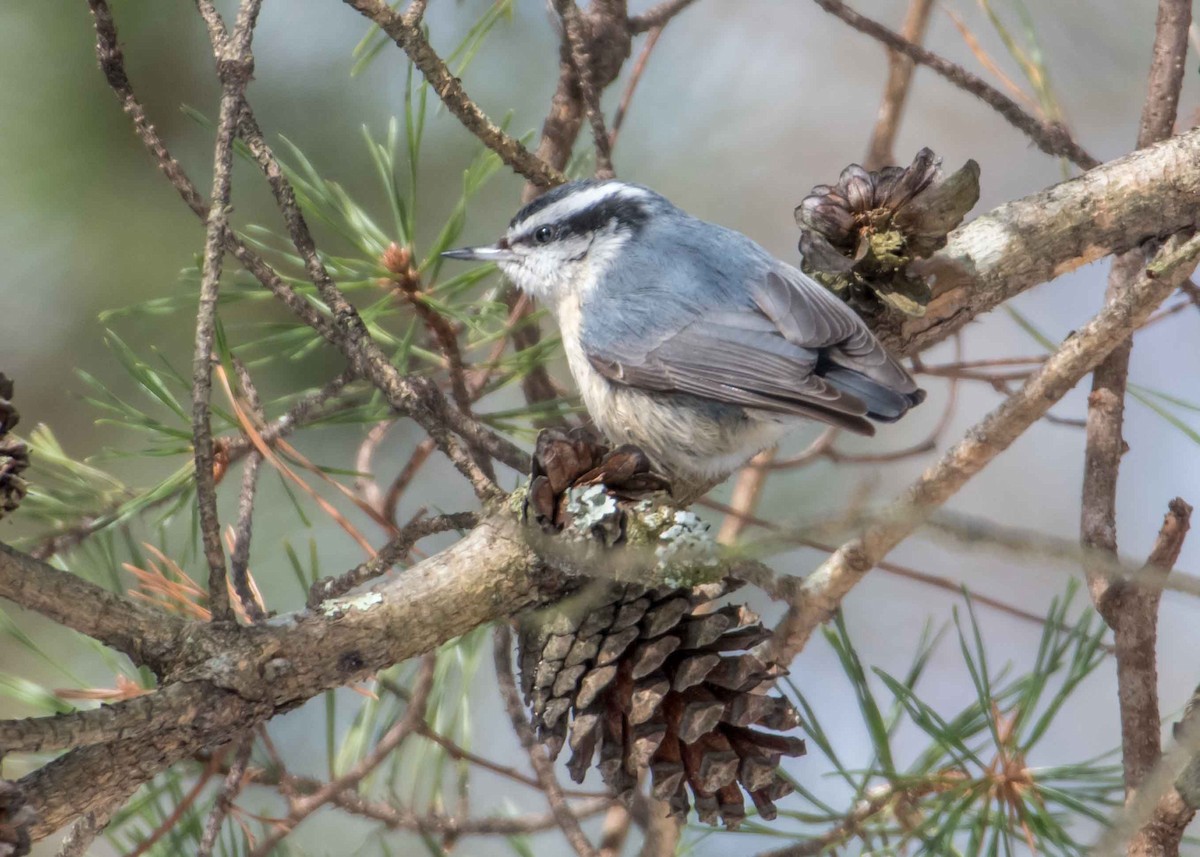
[0,780,34,857]
[526,427,670,535]
[518,431,805,829]
[519,581,803,828]
[0,375,29,520]
[795,148,980,317]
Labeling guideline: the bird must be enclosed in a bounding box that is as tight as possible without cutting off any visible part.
[443,179,924,490]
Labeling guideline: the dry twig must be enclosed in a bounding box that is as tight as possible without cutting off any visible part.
[493,625,598,857]
[813,0,1099,168]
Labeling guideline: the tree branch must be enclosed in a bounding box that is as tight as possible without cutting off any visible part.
[189,0,264,623]
[884,126,1200,356]
[493,626,598,857]
[628,0,699,33]
[1082,0,1191,616]
[768,231,1200,664]
[1108,500,1193,799]
[862,0,934,170]
[341,0,565,187]
[0,541,185,671]
[812,0,1099,169]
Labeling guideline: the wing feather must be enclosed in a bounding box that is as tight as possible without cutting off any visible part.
[581,262,921,435]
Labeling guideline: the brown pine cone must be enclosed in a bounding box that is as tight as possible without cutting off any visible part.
[0,375,29,520]
[0,780,34,857]
[519,580,803,828]
[795,148,980,317]
[518,430,805,829]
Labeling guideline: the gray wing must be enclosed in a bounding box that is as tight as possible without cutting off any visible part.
[584,265,921,436]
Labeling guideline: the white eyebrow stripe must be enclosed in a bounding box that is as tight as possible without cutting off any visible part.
[514,183,652,235]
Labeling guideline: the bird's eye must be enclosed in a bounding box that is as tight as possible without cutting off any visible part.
[533,226,555,245]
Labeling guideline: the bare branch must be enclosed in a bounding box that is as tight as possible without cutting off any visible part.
[768,231,1200,664]
[1107,500,1193,799]
[228,359,267,622]
[555,0,617,177]
[493,625,599,857]
[812,0,1099,169]
[1079,2,1191,815]
[1082,0,1192,615]
[862,0,934,170]
[197,735,253,857]
[189,0,264,623]
[628,0,699,33]
[307,510,477,606]
[609,25,664,150]
[0,542,185,671]
[341,0,565,187]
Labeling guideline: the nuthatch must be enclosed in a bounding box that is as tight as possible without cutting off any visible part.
[444,180,924,484]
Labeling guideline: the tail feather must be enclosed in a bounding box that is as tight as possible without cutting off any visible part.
[820,367,926,423]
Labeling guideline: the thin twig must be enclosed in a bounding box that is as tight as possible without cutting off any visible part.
[228,358,267,622]
[376,676,608,798]
[609,25,663,150]
[87,0,333,339]
[189,0,264,623]
[342,0,564,187]
[247,656,435,857]
[628,0,699,33]
[306,511,477,606]
[127,755,222,857]
[554,0,616,177]
[863,0,935,170]
[325,789,613,837]
[197,735,254,857]
[699,497,1059,633]
[354,418,394,516]
[812,0,1099,169]
[493,626,598,857]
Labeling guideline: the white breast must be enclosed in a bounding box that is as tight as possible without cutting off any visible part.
[552,293,790,481]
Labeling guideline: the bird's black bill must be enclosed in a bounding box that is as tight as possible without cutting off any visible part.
[440,243,515,262]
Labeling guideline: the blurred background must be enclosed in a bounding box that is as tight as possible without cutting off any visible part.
[2,0,1199,854]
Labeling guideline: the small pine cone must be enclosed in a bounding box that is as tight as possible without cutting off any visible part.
[795,148,980,317]
[0,780,34,857]
[519,580,803,828]
[526,427,669,535]
[0,375,29,520]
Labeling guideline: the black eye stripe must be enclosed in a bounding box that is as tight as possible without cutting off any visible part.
[516,197,650,245]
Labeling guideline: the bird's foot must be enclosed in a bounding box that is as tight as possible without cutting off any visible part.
[526,428,670,532]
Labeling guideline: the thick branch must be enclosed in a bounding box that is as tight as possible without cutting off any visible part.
[0,542,184,671]
[885,126,1200,355]
[1082,0,1191,613]
[1081,0,1190,813]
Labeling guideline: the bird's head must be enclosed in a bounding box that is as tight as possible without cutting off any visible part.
[442,180,663,304]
